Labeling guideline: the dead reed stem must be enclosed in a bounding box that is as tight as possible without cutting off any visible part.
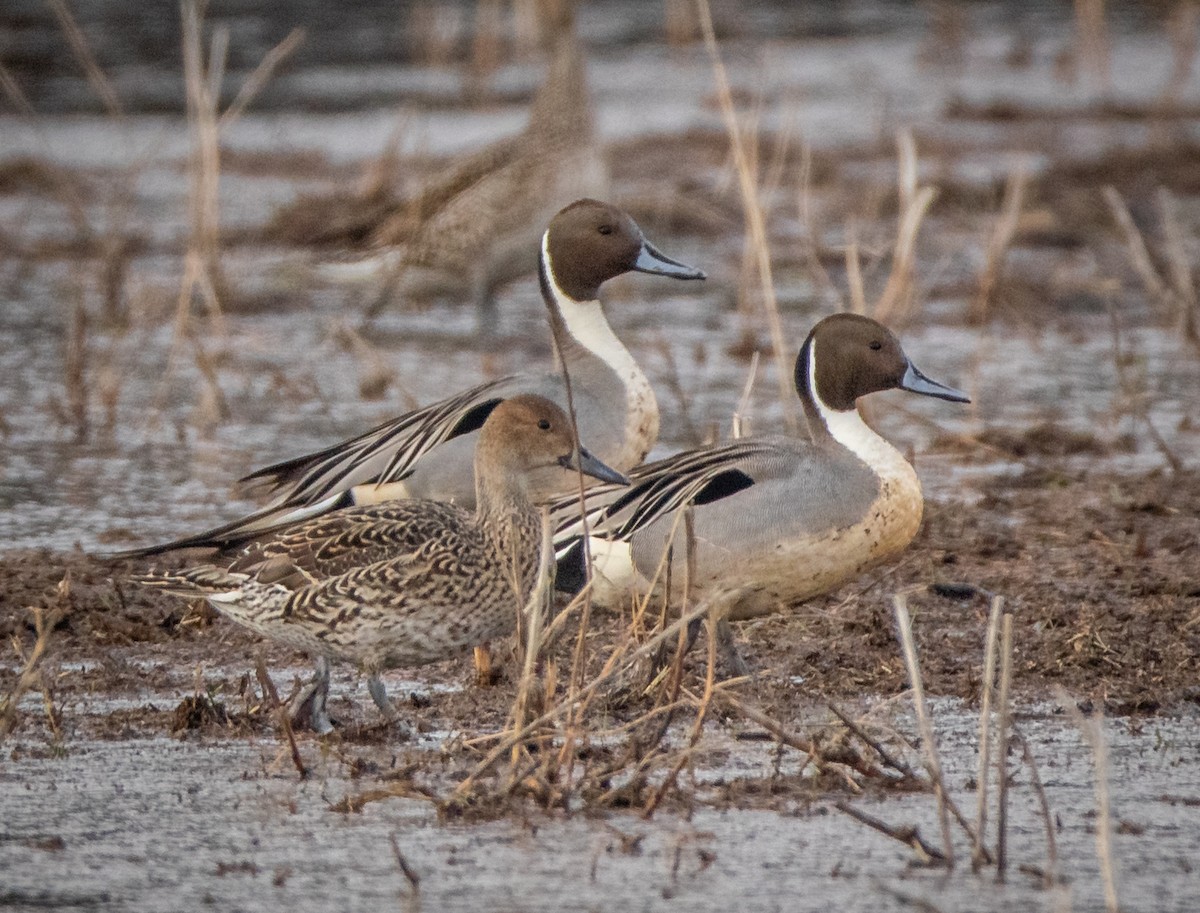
[0,604,63,742]
[508,507,555,765]
[844,223,867,315]
[969,166,1028,325]
[1016,730,1059,887]
[254,658,307,779]
[892,594,955,867]
[1156,187,1199,347]
[730,350,759,438]
[454,594,723,797]
[181,0,228,331]
[873,131,937,326]
[219,27,305,129]
[1057,689,1121,912]
[47,0,124,117]
[1073,0,1112,94]
[695,0,797,432]
[1102,186,1171,308]
[973,595,1005,870]
[994,611,1015,880]
[1103,184,1199,352]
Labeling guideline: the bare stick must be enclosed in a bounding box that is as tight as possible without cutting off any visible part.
[893,594,955,867]
[834,801,947,865]
[973,595,1005,869]
[220,28,306,128]
[1102,187,1173,312]
[994,611,1014,880]
[695,0,797,431]
[255,658,307,780]
[970,166,1028,325]
[388,833,421,896]
[1056,689,1121,912]
[825,701,914,777]
[1015,730,1059,888]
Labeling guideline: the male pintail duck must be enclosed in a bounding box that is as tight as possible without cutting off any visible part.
[552,313,969,626]
[120,199,703,557]
[133,395,628,734]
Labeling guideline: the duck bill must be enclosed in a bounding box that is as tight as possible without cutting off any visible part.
[633,240,706,281]
[900,361,970,403]
[559,448,630,486]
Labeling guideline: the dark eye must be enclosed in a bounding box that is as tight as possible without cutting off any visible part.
[869,340,882,351]
[537,418,551,430]
[598,224,613,235]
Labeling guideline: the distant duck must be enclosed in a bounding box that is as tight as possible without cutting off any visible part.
[118,199,704,558]
[354,4,608,318]
[133,395,628,733]
[552,314,969,637]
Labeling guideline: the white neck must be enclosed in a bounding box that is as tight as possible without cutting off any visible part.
[807,347,910,480]
[542,232,654,396]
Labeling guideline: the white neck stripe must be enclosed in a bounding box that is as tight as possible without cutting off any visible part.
[540,232,641,381]
[807,341,901,469]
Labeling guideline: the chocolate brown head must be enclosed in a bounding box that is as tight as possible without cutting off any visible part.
[541,199,704,302]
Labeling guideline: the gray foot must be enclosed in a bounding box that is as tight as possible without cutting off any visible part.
[289,656,334,734]
[714,617,754,679]
[367,674,413,739]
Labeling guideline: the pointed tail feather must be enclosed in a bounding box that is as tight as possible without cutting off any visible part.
[109,491,355,560]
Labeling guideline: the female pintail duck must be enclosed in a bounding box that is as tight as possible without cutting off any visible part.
[363,5,607,318]
[552,313,969,624]
[121,199,703,558]
[134,395,628,734]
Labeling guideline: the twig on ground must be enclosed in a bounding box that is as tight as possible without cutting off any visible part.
[834,801,947,865]
[973,595,1005,870]
[893,594,955,867]
[994,611,1015,879]
[1056,688,1121,913]
[1014,729,1060,888]
[254,658,307,780]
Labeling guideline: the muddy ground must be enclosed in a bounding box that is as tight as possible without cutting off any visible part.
[3,464,1199,738]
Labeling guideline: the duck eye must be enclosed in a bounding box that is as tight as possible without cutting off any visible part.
[537,419,551,430]
[598,224,613,235]
[869,340,882,351]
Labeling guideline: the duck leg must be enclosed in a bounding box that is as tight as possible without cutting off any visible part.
[288,655,334,734]
[714,617,753,678]
[367,674,413,739]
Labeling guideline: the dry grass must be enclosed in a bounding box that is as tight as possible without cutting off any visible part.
[0,581,68,744]
[872,131,937,326]
[1103,185,1200,350]
[1057,688,1122,913]
[968,166,1029,325]
[696,0,798,432]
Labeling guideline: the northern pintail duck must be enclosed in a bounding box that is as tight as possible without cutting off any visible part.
[134,395,628,733]
[361,8,607,316]
[552,313,969,622]
[120,199,703,557]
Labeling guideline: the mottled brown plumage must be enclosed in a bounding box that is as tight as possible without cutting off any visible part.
[134,395,627,732]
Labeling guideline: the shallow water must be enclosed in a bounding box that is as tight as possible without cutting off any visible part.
[3,2,1199,550]
[2,695,1198,913]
